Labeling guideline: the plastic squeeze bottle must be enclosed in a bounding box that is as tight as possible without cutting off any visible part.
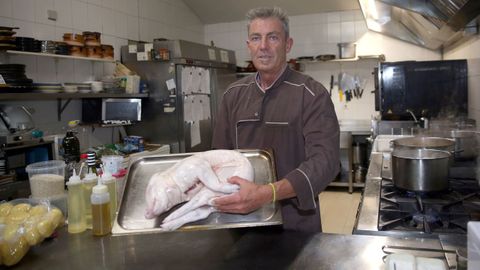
[91,179,111,236]
[83,170,97,229]
[67,168,86,233]
[100,167,117,225]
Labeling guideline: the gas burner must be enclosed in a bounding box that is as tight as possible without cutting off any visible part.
[378,176,480,235]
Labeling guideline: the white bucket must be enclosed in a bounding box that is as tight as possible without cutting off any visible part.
[101,155,123,174]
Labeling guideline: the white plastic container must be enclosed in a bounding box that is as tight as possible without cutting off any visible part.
[101,155,123,175]
[25,160,66,198]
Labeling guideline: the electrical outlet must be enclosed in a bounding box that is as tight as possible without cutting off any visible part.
[47,10,57,21]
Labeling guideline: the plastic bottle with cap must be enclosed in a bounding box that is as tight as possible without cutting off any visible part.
[82,166,97,229]
[67,166,86,233]
[63,120,81,163]
[100,165,117,225]
[91,178,111,236]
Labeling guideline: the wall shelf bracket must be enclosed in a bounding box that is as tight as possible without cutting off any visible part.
[57,98,72,121]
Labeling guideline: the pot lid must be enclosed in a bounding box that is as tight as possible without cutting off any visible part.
[392,148,450,159]
[393,136,455,148]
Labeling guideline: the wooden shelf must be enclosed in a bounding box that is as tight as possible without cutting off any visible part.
[0,92,148,100]
[5,50,115,63]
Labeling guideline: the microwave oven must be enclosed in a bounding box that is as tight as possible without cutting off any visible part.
[82,98,142,125]
[375,60,468,120]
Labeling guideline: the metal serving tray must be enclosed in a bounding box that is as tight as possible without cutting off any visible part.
[112,149,282,235]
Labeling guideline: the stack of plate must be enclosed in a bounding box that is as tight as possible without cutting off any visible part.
[0,64,33,86]
[15,37,41,52]
[55,42,69,55]
[40,40,56,54]
[64,83,91,93]
[33,83,63,93]
[0,26,18,50]
[77,83,91,93]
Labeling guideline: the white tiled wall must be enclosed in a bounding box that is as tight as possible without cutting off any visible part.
[444,38,480,124]
[204,10,441,120]
[0,0,204,145]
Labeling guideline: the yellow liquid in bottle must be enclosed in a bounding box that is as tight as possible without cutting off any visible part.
[104,180,117,225]
[83,179,96,229]
[91,203,111,236]
[67,183,86,233]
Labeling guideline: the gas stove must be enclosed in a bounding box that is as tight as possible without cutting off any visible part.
[378,177,480,235]
[354,149,480,238]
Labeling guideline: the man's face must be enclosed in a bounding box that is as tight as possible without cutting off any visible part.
[247,17,293,74]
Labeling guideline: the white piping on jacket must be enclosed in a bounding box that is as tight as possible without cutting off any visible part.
[265,121,289,125]
[224,82,255,96]
[295,168,317,208]
[283,81,315,97]
[235,119,260,148]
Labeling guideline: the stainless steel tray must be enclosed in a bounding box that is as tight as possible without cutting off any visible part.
[112,149,282,235]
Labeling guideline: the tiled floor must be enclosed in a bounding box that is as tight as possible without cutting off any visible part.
[319,188,362,234]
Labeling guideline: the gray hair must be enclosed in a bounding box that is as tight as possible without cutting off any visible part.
[246,7,290,38]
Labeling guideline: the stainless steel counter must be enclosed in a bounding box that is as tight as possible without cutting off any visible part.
[12,226,450,270]
[354,152,385,236]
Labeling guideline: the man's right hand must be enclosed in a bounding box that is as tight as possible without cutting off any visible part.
[212,176,272,214]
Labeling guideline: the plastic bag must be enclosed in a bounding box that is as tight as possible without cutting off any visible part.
[0,198,65,266]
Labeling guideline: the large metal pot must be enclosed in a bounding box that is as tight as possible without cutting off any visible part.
[391,136,455,151]
[391,136,456,163]
[391,148,451,192]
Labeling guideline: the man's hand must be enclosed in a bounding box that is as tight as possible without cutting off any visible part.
[213,176,272,214]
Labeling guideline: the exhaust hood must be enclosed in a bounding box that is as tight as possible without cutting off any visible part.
[358,0,480,50]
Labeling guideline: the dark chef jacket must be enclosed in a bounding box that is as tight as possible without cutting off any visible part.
[212,66,340,232]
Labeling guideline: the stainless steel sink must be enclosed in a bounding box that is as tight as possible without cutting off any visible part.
[112,149,282,235]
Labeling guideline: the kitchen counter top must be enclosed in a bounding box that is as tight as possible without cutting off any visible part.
[10,226,456,270]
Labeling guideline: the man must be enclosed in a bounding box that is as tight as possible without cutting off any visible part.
[212,7,340,232]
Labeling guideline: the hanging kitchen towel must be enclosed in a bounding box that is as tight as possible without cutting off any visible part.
[199,95,211,120]
[190,67,202,93]
[183,95,194,122]
[199,68,210,94]
[181,66,194,95]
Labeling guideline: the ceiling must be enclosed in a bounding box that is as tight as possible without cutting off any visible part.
[182,0,360,24]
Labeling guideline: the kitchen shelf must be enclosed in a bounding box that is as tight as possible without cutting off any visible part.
[0,92,148,100]
[5,50,115,63]
[0,92,148,121]
[298,54,385,64]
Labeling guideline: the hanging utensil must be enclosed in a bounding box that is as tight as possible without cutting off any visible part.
[338,73,344,102]
[329,75,334,97]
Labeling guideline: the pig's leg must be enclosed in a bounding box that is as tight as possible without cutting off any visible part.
[177,158,239,194]
[163,188,217,223]
[161,206,215,231]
